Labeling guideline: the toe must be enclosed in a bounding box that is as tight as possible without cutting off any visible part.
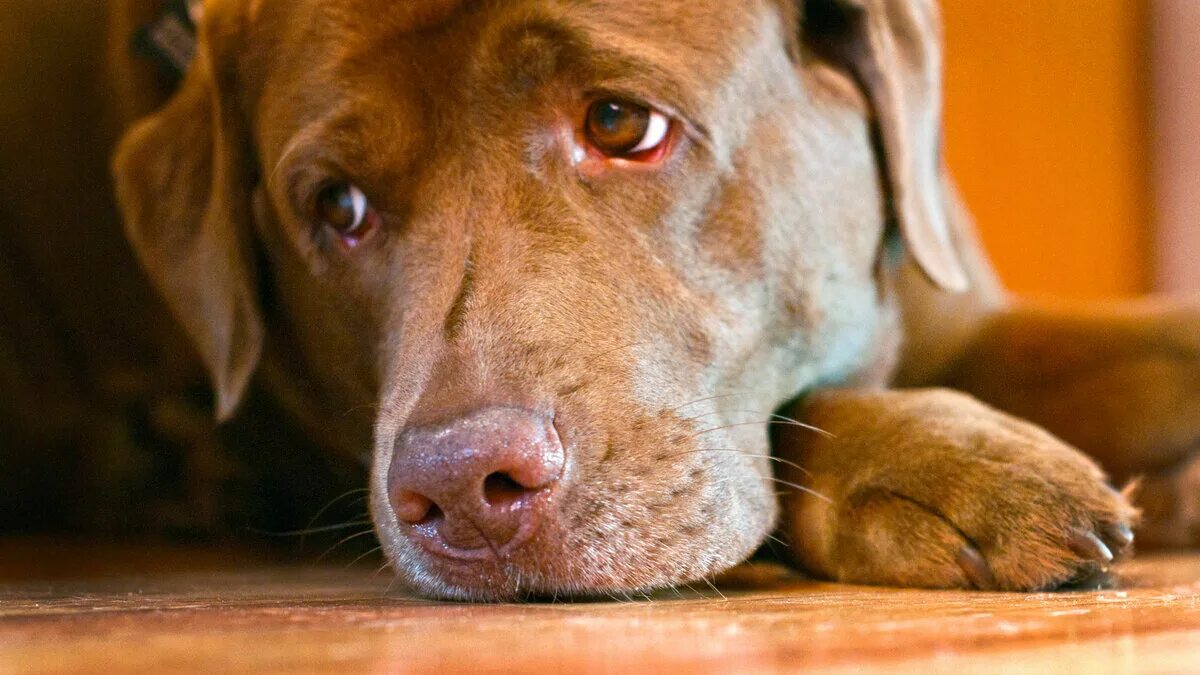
[955,545,998,591]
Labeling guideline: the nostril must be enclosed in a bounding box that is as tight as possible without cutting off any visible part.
[418,503,444,528]
[388,408,567,552]
[484,472,529,508]
[392,489,436,524]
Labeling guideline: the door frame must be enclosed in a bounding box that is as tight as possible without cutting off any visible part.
[1152,0,1200,293]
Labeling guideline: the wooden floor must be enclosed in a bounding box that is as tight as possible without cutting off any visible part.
[2,540,1199,673]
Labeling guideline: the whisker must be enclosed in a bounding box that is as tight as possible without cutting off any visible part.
[702,577,728,602]
[667,448,813,477]
[764,533,789,549]
[769,411,817,428]
[688,419,834,440]
[763,476,833,504]
[581,340,652,371]
[678,407,789,424]
[384,573,402,598]
[316,529,378,563]
[345,545,383,570]
[703,474,832,504]
[664,392,757,414]
[297,487,371,548]
[342,403,379,418]
[732,451,815,478]
[250,519,372,538]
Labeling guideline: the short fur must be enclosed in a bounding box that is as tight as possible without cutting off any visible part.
[1,0,1195,600]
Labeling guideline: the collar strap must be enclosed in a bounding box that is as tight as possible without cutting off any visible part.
[133,0,199,84]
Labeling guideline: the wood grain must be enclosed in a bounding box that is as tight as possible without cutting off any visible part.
[2,541,1198,673]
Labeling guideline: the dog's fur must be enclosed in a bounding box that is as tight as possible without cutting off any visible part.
[2,0,1197,600]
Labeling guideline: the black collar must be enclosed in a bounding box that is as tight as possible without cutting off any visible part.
[133,0,198,85]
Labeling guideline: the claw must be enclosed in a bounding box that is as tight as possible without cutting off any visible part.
[1069,530,1114,564]
[1106,523,1135,550]
[956,545,998,591]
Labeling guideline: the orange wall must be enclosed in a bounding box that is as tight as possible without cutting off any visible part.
[941,1,1151,299]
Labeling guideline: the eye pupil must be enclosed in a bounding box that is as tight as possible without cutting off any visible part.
[333,189,355,215]
[594,102,631,134]
[585,99,653,156]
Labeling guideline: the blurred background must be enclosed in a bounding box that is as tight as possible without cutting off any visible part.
[942,0,1199,299]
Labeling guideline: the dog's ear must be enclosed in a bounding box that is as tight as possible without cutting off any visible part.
[112,9,263,421]
[802,0,969,292]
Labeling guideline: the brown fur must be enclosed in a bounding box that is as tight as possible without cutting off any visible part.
[1,0,1194,599]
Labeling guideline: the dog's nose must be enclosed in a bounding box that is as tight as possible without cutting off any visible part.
[388,408,565,554]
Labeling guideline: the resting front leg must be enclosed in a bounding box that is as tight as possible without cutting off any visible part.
[775,389,1137,591]
[931,300,1200,546]
[936,300,1200,480]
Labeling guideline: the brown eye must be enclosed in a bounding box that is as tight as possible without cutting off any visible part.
[315,182,375,246]
[584,99,671,159]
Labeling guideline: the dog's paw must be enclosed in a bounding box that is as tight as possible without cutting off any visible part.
[782,389,1139,592]
[829,476,1135,592]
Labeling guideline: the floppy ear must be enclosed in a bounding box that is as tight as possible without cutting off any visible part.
[112,21,263,421]
[804,0,969,292]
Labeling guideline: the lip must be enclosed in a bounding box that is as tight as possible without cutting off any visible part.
[406,491,553,563]
[409,527,528,563]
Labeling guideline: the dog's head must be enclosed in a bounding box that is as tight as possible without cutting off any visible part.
[113,0,965,600]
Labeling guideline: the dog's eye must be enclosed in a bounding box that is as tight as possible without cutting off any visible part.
[315,182,377,247]
[584,99,672,160]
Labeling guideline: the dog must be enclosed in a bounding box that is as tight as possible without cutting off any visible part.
[2,0,1197,601]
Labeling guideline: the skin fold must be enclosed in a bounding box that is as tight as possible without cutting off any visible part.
[0,0,1195,599]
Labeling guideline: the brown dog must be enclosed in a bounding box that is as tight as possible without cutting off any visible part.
[2,0,1197,600]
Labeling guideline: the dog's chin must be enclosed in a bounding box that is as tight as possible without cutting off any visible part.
[376,514,772,602]
[393,559,676,603]
[387,549,750,603]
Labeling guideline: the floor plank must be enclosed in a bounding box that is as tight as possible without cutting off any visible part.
[1,541,1198,673]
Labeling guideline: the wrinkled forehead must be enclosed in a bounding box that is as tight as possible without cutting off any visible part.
[248,0,791,180]
[297,0,774,55]
[259,0,783,107]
